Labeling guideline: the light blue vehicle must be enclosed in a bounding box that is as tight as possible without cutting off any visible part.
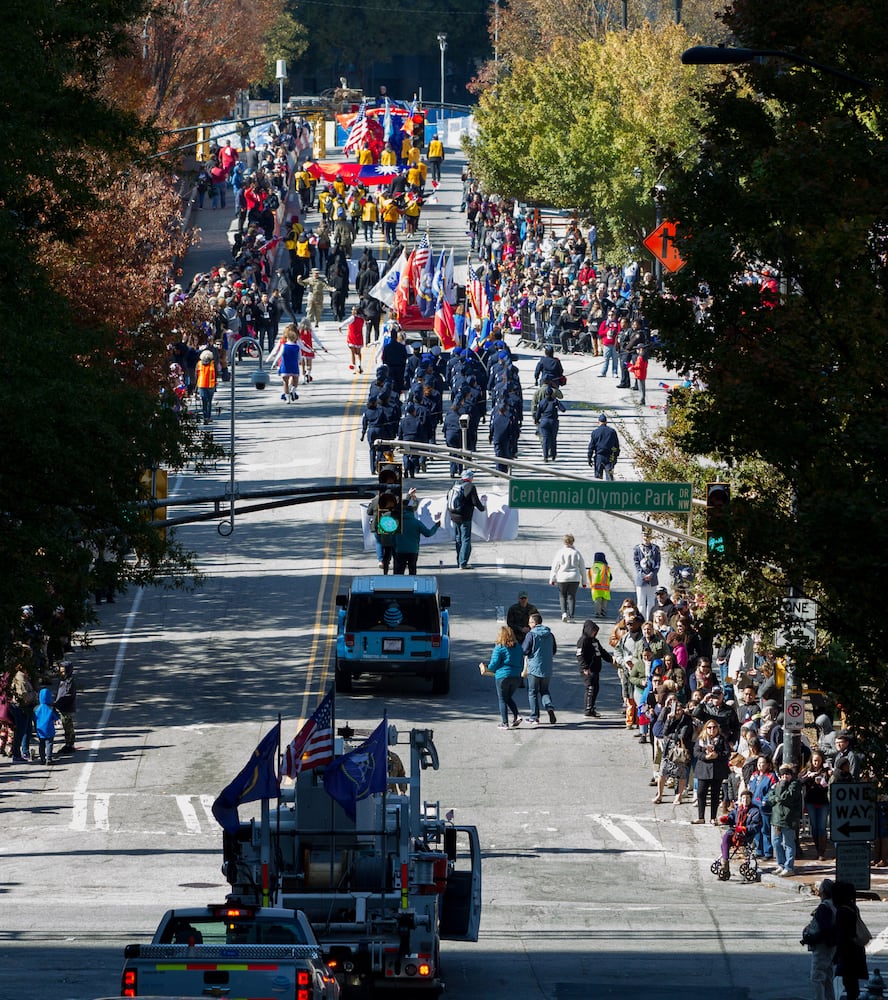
[334,575,451,694]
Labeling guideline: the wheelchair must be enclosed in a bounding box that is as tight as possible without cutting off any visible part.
[710,833,761,883]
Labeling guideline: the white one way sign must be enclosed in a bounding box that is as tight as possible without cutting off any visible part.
[830,783,876,842]
[775,596,817,648]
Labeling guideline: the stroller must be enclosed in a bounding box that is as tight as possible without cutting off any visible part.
[710,794,762,883]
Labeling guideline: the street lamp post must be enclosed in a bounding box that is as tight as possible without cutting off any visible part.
[437,34,448,109]
[681,45,873,91]
[219,337,270,537]
[275,59,287,119]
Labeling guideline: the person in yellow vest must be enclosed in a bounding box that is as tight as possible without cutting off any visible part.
[417,158,428,187]
[406,143,421,168]
[381,197,401,246]
[587,551,612,620]
[333,175,347,198]
[317,186,332,221]
[404,194,421,235]
[406,163,423,190]
[361,197,378,242]
[400,135,413,164]
[296,167,312,210]
[358,143,374,165]
[380,143,397,167]
[428,134,444,183]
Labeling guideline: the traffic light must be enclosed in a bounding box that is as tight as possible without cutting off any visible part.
[375,462,403,535]
[705,482,730,555]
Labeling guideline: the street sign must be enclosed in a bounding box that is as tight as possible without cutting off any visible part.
[508,480,693,513]
[784,698,805,732]
[643,221,685,273]
[775,596,817,648]
[835,842,871,892]
[830,783,876,842]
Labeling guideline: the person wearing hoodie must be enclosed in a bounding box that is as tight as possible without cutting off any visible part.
[575,619,612,718]
[33,688,60,765]
[815,713,838,759]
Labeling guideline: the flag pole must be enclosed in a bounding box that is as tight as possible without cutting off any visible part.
[274,713,282,897]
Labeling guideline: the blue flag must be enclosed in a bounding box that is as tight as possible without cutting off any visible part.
[322,719,388,820]
[211,723,281,834]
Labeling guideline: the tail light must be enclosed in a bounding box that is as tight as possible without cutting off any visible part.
[430,635,441,648]
[297,968,312,1000]
[121,968,137,997]
[344,633,355,649]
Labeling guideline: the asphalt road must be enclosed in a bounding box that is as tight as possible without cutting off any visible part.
[1,151,884,1000]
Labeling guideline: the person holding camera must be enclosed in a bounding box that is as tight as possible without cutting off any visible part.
[653,698,695,804]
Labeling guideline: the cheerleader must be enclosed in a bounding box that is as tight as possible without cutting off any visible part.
[298,320,328,383]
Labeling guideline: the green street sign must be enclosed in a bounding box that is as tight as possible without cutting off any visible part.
[509,480,693,513]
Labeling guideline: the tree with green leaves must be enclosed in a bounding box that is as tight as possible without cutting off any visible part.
[646,0,888,768]
[466,23,713,259]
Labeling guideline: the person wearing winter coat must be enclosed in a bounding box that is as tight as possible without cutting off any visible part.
[575,619,612,717]
[767,764,804,875]
[691,719,731,824]
[548,534,587,623]
[33,688,60,765]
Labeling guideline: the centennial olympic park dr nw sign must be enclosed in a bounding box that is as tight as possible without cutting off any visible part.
[509,480,693,513]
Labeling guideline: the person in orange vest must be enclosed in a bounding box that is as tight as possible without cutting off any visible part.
[195,349,217,424]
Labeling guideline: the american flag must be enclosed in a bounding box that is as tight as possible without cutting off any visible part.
[282,689,335,778]
[467,264,488,322]
[343,101,370,156]
[411,232,431,287]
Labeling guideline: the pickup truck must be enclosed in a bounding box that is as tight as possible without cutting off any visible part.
[120,901,340,999]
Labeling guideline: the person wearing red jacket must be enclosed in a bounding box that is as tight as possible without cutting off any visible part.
[628,347,649,404]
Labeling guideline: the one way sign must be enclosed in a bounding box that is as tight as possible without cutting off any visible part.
[830,783,876,842]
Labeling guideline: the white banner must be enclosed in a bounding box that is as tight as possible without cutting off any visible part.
[360,492,519,552]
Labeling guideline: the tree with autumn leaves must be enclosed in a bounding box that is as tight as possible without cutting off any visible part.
[0,0,223,650]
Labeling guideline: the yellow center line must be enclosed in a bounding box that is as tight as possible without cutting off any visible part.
[298,345,380,718]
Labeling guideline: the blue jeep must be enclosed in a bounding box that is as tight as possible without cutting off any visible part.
[334,576,451,695]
